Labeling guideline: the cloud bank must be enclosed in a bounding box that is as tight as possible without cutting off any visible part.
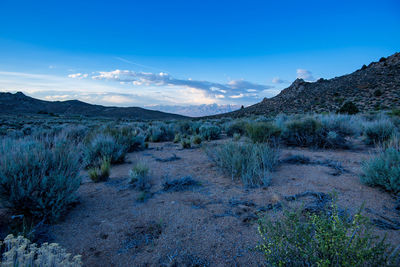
[69,70,274,103]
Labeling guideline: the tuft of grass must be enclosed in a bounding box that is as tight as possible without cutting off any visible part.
[129,161,150,191]
[208,141,279,187]
[88,158,111,182]
[257,201,400,266]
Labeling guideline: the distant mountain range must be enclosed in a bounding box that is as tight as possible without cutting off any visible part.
[146,104,241,117]
[0,92,186,120]
[217,52,400,117]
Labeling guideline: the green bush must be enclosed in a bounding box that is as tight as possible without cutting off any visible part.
[363,119,395,145]
[181,138,191,149]
[0,137,81,222]
[360,141,400,193]
[338,101,359,115]
[226,120,248,137]
[88,158,110,183]
[191,135,202,145]
[282,117,349,148]
[173,133,181,143]
[208,142,279,187]
[83,134,126,168]
[0,234,82,267]
[199,124,221,140]
[257,202,399,266]
[246,122,281,143]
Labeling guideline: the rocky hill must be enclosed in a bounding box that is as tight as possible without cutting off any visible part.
[220,52,400,117]
[0,92,187,120]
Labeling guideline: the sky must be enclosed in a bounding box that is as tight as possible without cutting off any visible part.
[0,0,399,116]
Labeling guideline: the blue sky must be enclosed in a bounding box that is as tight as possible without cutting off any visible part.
[0,0,399,115]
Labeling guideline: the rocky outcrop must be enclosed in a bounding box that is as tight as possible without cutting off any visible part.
[219,52,400,117]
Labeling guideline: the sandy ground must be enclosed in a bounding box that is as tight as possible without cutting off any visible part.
[41,139,400,266]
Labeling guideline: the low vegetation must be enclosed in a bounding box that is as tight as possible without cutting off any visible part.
[257,202,400,266]
[360,136,400,193]
[0,136,81,222]
[129,161,150,190]
[208,141,279,187]
[88,158,111,182]
[0,234,82,267]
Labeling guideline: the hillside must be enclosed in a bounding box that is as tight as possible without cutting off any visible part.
[221,52,400,117]
[0,92,187,120]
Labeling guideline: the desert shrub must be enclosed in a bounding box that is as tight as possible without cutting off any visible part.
[318,114,363,137]
[282,117,348,148]
[274,113,289,129]
[0,234,82,267]
[104,126,144,153]
[257,202,399,266]
[208,142,279,187]
[226,120,248,137]
[246,122,281,143]
[83,134,126,168]
[199,124,221,140]
[360,140,400,193]
[148,123,174,142]
[282,117,323,147]
[363,118,395,145]
[88,158,110,183]
[181,138,191,149]
[129,161,150,190]
[338,101,359,114]
[191,135,202,145]
[173,133,181,143]
[0,136,81,222]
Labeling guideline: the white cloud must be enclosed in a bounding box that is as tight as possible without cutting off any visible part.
[68,73,88,79]
[86,69,274,102]
[272,77,285,84]
[230,94,244,99]
[296,69,315,81]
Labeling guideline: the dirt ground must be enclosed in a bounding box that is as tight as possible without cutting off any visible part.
[39,139,399,266]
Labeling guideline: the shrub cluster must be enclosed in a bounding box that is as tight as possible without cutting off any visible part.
[0,136,81,222]
[83,134,126,168]
[208,141,279,187]
[257,202,399,266]
[363,118,395,145]
[148,123,174,142]
[246,122,281,143]
[360,137,400,193]
[199,124,221,140]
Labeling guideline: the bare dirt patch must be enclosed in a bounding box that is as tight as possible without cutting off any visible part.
[47,141,400,266]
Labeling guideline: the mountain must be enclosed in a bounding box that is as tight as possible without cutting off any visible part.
[217,52,400,117]
[146,104,241,117]
[0,92,187,120]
